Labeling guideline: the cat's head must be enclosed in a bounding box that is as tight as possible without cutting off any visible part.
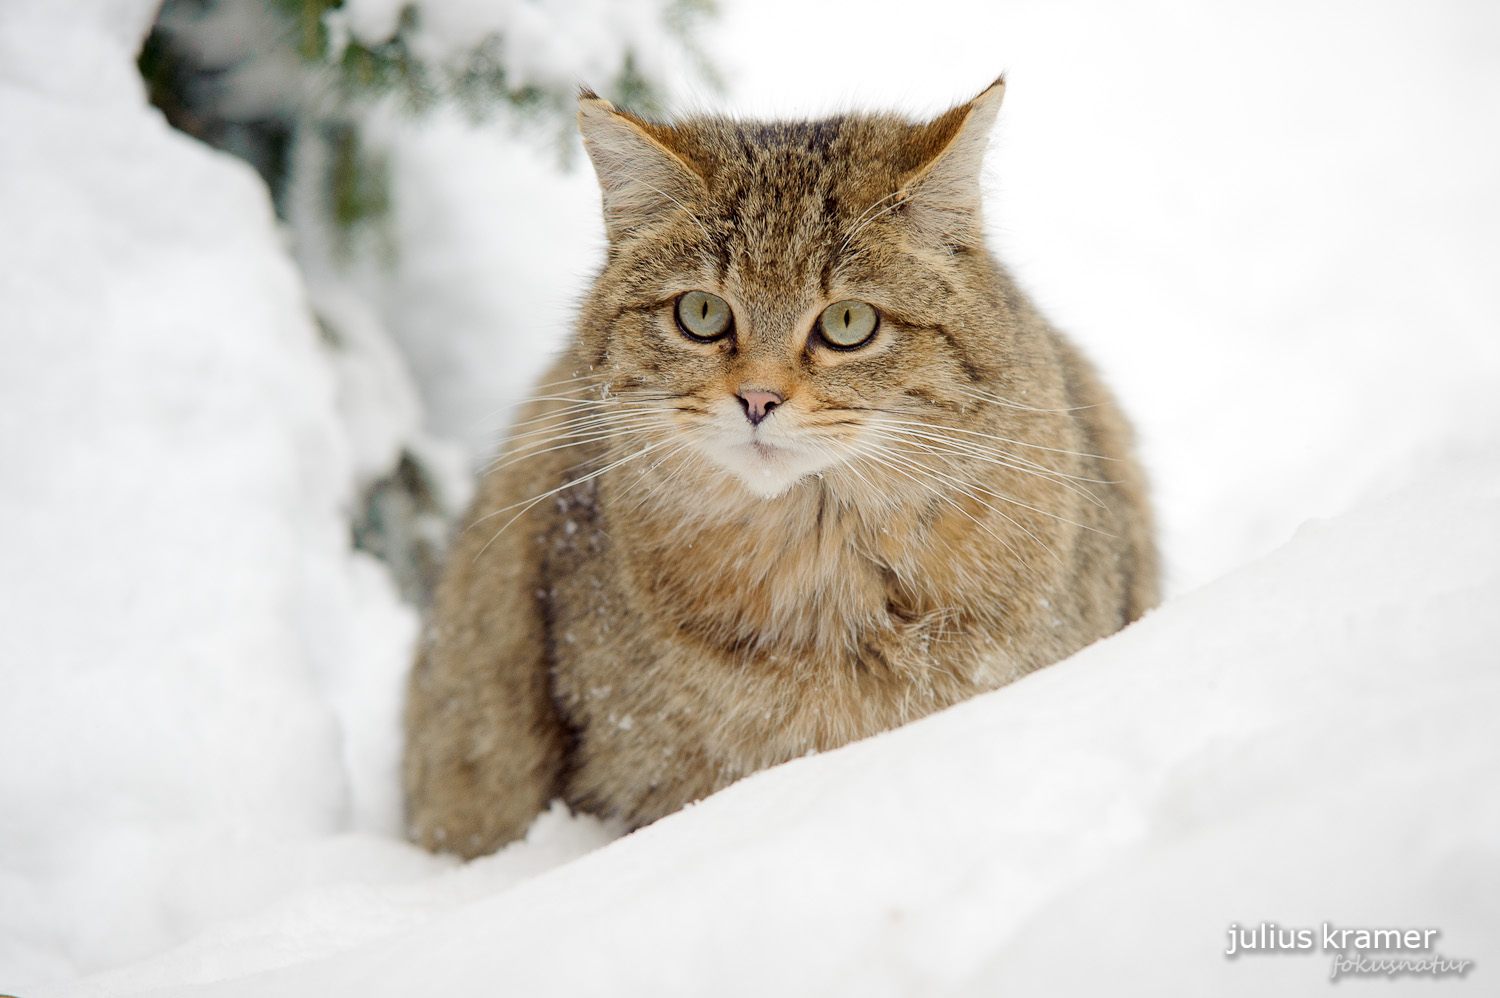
[574,79,1011,500]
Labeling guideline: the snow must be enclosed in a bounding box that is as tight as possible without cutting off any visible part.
[59,450,1500,996]
[357,107,603,461]
[3,0,1499,994]
[0,0,427,982]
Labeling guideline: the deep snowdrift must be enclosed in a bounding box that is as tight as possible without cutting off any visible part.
[0,0,427,983]
[70,443,1500,998]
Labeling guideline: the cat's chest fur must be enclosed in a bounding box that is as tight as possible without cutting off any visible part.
[538,456,1044,825]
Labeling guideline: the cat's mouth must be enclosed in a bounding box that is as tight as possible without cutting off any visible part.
[741,437,796,474]
[686,406,839,499]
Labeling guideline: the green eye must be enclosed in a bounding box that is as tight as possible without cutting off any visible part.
[817,300,880,349]
[676,291,733,341]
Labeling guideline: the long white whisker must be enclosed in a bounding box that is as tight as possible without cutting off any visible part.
[874,435,1105,539]
[617,440,706,516]
[500,393,680,430]
[496,407,679,448]
[955,385,1096,415]
[469,440,668,562]
[877,416,1115,463]
[483,410,676,469]
[875,420,1107,483]
[872,423,1111,508]
[469,374,615,427]
[865,444,1071,566]
[482,420,673,476]
[848,440,1047,579]
[499,414,667,450]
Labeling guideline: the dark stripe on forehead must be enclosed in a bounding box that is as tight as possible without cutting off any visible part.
[737,126,758,162]
[710,119,851,287]
[810,120,832,154]
[732,118,847,160]
[808,116,844,157]
[713,182,744,284]
[818,189,841,297]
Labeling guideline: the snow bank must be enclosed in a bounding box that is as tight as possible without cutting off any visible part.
[0,0,429,985]
[67,430,1500,998]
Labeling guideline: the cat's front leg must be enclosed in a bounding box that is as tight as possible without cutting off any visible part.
[403,467,568,859]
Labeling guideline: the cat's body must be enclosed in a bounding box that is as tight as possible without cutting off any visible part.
[404,80,1157,858]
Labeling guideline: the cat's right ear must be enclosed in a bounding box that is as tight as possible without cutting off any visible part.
[577,91,707,242]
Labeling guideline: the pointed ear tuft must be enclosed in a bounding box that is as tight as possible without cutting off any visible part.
[576,94,706,242]
[898,76,1006,245]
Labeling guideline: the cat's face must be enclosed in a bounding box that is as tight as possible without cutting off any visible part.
[576,84,1010,500]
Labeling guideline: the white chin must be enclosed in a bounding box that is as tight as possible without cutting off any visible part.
[737,469,803,499]
[713,443,823,499]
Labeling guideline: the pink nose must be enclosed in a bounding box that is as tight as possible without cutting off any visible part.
[738,388,783,426]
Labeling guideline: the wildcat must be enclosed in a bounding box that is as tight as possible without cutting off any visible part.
[404,78,1158,858]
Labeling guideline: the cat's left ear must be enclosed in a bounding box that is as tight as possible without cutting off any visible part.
[898,76,1006,244]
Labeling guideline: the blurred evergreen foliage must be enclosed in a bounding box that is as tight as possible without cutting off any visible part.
[137,0,716,248]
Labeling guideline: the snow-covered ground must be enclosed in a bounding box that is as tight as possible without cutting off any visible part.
[2,0,1497,994]
[69,448,1500,997]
